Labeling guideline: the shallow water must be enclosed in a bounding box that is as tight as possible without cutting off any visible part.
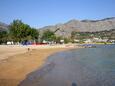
[19,45,115,86]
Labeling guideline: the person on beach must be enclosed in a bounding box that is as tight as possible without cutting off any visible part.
[28,48,30,51]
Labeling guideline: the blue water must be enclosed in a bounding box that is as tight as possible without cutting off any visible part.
[19,45,115,86]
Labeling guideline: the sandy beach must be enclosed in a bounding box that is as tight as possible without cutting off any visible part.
[0,45,71,86]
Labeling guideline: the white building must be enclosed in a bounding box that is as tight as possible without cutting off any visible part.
[84,39,92,43]
[93,38,108,42]
[7,41,14,45]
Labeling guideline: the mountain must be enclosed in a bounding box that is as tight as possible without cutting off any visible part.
[0,22,9,32]
[39,17,115,37]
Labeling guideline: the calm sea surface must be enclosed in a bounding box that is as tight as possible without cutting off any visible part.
[19,45,115,86]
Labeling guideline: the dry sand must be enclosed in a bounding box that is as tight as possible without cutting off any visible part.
[0,45,70,86]
[0,45,27,61]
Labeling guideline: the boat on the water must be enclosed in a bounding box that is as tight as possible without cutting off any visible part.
[82,44,96,48]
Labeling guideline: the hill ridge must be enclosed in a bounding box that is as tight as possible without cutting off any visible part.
[39,17,115,37]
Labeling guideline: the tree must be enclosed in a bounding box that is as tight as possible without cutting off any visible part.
[71,31,76,42]
[9,19,25,42]
[55,36,62,43]
[64,37,70,43]
[0,31,8,44]
[9,19,39,43]
[41,30,56,42]
[28,28,39,42]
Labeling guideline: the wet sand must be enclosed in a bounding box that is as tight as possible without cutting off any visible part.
[0,45,69,86]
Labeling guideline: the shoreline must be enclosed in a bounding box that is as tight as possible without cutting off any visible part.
[0,44,76,61]
[0,45,75,86]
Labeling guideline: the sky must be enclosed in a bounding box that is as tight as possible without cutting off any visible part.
[0,0,115,28]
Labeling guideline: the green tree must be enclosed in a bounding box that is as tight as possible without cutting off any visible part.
[9,20,24,42]
[71,31,76,42]
[28,28,39,42]
[41,30,55,42]
[9,19,39,43]
[55,36,62,43]
[64,37,70,43]
[0,31,8,44]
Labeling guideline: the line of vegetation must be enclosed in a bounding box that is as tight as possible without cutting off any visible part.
[0,19,69,44]
[0,19,115,45]
[0,20,39,44]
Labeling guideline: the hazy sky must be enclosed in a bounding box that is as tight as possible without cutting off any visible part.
[0,0,115,28]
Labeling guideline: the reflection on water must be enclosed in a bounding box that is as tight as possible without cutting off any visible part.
[72,82,77,86]
[19,45,115,86]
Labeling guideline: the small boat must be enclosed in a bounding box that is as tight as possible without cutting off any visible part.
[82,44,96,48]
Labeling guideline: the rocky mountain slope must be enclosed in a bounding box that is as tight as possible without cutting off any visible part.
[39,17,115,37]
[0,22,9,32]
